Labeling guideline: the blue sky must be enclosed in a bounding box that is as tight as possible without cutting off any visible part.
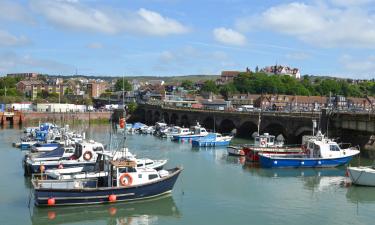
[0,0,375,79]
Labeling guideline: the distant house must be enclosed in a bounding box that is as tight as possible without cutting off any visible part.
[347,97,371,110]
[16,80,45,99]
[147,80,165,86]
[216,71,241,85]
[261,65,301,79]
[7,73,39,80]
[228,94,261,107]
[87,80,109,98]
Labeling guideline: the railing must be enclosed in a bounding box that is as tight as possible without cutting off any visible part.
[32,174,98,189]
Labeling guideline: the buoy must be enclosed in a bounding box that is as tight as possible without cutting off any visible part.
[58,164,63,169]
[47,211,56,220]
[47,198,55,206]
[108,194,117,202]
[108,207,117,216]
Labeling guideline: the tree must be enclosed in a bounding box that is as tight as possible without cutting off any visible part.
[127,102,138,114]
[219,83,237,99]
[115,79,132,92]
[201,80,218,94]
[181,80,194,90]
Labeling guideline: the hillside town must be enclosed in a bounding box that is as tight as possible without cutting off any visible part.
[1,67,374,114]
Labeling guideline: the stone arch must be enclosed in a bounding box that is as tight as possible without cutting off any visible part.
[138,108,146,123]
[219,119,236,135]
[180,115,190,127]
[294,126,313,144]
[202,116,215,132]
[162,112,170,124]
[238,121,259,138]
[146,110,153,124]
[154,111,161,123]
[263,123,288,142]
[170,113,179,125]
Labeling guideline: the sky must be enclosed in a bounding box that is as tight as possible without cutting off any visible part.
[0,0,375,79]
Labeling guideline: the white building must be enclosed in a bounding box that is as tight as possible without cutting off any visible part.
[262,65,301,79]
[8,102,33,111]
[36,103,88,112]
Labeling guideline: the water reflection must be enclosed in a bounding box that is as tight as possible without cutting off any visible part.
[31,195,180,225]
[346,186,375,204]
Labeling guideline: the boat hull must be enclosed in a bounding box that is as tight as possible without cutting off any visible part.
[192,140,230,147]
[227,146,245,156]
[33,168,182,206]
[246,147,302,162]
[348,167,375,186]
[259,154,355,168]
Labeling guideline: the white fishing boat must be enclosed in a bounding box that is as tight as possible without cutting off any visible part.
[347,164,375,186]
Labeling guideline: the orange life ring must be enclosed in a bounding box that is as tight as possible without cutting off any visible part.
[119,173,133,186]
[83,151,93,161]
[260,140,266,145]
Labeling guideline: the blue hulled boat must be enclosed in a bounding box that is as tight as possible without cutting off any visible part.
[259,132,360,168]
[172,123,208,142]
[32,158,182,206]
[192,133,232,147]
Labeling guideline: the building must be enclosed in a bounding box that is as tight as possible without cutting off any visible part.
[228,94,261,107]
[87,81,109,98]
[261,65,301,79]
[35,103,87,112]
[147,80,165,86]
[347,97,372,110]
[7,73,39,80]
[16,80,45,100]
[200,99,231,110]
[216,71,240,85]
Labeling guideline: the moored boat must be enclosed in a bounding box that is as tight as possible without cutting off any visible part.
[171,123,208,142]
[259,133,360,168]
[347,164,375,186]
[192,133,232,147]
[32,158,182,206]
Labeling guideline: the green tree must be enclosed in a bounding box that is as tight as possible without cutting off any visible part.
[115,79,132,92]
[181,80,194,90]
[219,83,238,99]
[201,80,218,94]
[127,102,138,114]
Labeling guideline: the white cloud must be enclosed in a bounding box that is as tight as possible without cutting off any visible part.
[86,42,103,49]
[30,0,189,36]
[235,2,375,48]
[0,0,35,24]
[213,27,246,46]
[339,54,375,76]
[0,30,29,46]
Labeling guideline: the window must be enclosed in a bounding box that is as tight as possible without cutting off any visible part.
[137,163,144,167]
[138,174,142,178]
[330,145,340,151]
[148,174,158,180]
[255,138,260,142]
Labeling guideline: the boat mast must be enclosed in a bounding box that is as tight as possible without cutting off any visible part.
[257,110,261,135]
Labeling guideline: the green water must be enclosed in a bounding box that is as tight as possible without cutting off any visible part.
[1,125,375,225]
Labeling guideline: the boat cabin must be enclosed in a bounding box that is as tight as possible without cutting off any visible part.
[305,134,346,158]
[254,133,283,147]
[69,140,105,161]
[110,160,169,187]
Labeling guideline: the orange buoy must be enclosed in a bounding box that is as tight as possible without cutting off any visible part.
[47,198,55,206]
[47,211,56,220]
[108,194,117,202]
[108,207,117,216]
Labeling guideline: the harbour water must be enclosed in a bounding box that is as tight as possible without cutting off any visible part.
[1,125,375,225]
